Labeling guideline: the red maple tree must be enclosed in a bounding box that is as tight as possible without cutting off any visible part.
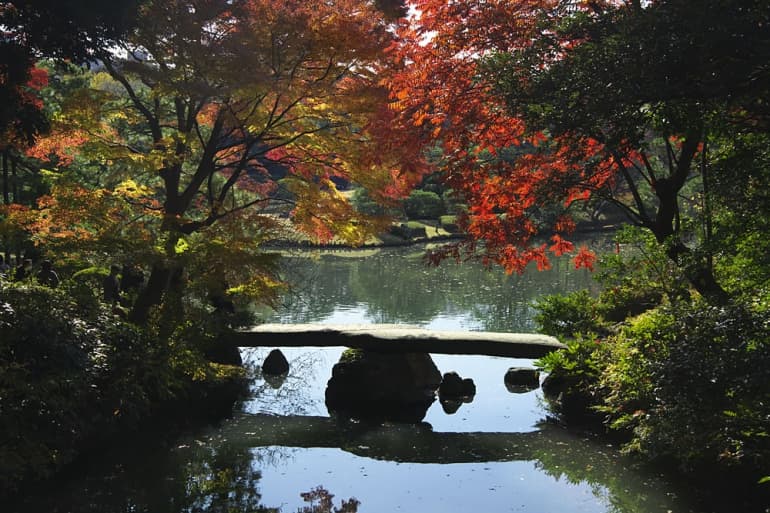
[385,0,602,274]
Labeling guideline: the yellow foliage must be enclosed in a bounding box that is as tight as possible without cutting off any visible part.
[114,179,152,199]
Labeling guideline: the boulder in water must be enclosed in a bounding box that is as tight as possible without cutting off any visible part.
[262,348,289,375]
[325,349,441,423]
[504,367,540,393]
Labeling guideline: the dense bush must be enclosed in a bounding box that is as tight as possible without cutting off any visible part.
[594,309,676,432]
[638,303,770,471]
[535,290,770,476]
[534,224,770,478]
[533,290,606,339]
[594,226,683,321]
[538,335,606,418]
[350,188,395,217]
[0,283,245,494]
[403,190,444,220]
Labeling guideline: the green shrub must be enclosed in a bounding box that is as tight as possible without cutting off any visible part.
[595,226,686,321]
[0,285,120,490]
[636,302,770,471]
[537,335,606,418]
[533,290,606,339]
[441,189,466,215]
[403,190,444,220]
[595,308,676,433]
[439,215,460,233]
[389,222,427,239]
[66,266,110,315]
[350,188,395,217]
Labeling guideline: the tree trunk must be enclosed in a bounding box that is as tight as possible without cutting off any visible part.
[128,263,173,325]
[2,150,9,204]
[11,157,18,202]
[666,241,729,305]
[127,228,187,326]
[646,143,730,306]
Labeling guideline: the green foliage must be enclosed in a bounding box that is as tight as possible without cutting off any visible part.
[441,189,466,215]
[595,309,676,432]
[439,214,460,233]
[65,265,110,314]
[340,348,365,364]
[595,226,685,320]
[539,293,770,474]
[533,290,605,339]
[537,335,605,418]
[636,302,770,470]
[350,188,396,217]
[0,282,245,494]
[403,190,444,220]
[710,132,770,307]
[0,284,138,490]
[534,224,770,475]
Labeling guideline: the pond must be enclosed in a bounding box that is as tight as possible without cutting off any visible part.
[9,246,722,513]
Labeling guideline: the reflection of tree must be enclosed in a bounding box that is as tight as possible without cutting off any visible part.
[530,428,683,513]
[461,257,596,332]
[8,426,360,513]
[298,486,359,513]
[350,250,450,323]
[214,414,688,512]
[269,247,597,332]
[8,434,273,513]
[242,348,328,416]
[272,255,344,324]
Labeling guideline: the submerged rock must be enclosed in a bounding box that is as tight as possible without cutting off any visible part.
[325,349,441,422]
[262,348,289,375]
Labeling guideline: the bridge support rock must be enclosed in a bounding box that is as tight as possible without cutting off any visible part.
[325,349,442,423]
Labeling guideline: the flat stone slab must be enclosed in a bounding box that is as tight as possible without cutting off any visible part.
[232,323,564,358]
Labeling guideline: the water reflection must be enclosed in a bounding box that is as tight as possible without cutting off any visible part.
[9,350,703,513]
[271,247,597,332]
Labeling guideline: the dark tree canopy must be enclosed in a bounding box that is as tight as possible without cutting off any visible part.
[488,0,770,145]
[1,0,144,59]
[0,0,143,148]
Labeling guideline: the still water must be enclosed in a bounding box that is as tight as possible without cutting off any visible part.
[10,247,712,513]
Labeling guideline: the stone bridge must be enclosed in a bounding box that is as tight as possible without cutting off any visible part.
[232,323,564,359]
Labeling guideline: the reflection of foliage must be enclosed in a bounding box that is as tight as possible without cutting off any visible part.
[270,247,596,332]
[172,441,272,513]
[243,348,328,417]
[298,487,359,513]
[531,429,678,513]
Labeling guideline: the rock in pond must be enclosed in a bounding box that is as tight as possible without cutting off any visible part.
[504,367,540,393]
[262,348,290,375]
[325,349,442,423]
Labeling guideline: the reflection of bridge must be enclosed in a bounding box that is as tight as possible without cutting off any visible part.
[232,323,564,358]
[219,413,566,463]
